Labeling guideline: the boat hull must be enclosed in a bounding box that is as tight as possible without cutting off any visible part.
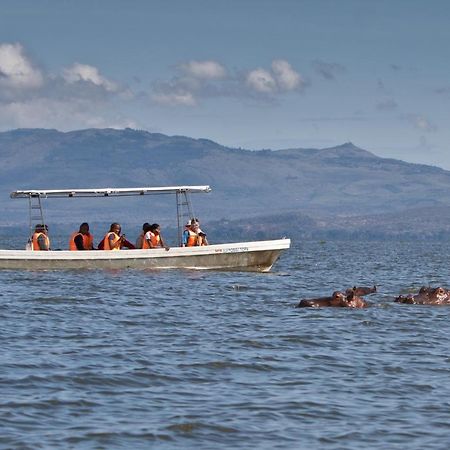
[0,239,290,272]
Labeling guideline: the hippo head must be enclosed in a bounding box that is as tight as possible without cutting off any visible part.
[346,285,377,297]
[430,287,449,304]
[330,291,348,307]
[396,286,450,305]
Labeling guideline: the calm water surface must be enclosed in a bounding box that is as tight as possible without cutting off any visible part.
[1,240,450,449]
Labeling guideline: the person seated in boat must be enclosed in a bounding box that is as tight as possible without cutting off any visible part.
[143,223,169,251]
[32,224,50,251]
[69,222,94,251]
[192,218,208,245]
[97,234,136,250]
[182,220,199,247]
[139,223,152,249]
[101,223,126,251]
[183,219,208,247]
[192,220,208,246]
[135,222,150,249]
[97,225,136,250]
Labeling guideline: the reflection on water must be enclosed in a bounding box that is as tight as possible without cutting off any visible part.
[1,240,450,449]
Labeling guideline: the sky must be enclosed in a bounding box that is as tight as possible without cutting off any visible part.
[1,0,450,168]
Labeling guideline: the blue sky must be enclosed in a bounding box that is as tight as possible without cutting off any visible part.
[1,0,450,167]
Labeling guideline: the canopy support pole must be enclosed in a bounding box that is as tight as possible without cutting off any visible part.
[175,190,195,246]
[28,195,46,240]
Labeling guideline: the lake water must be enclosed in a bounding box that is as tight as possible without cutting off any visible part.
[1,240,450,449]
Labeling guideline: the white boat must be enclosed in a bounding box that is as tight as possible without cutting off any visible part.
[1,186,290,271]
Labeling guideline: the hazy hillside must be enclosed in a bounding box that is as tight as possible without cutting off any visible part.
[1,128,450,236]
[203,207,450,242]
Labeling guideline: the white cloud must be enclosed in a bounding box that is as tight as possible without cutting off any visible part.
[151,58,304,106]
[246,60,303,95]
[0,44,136,130]
[0,43,43,89]
[151,61,226,107]
[246,68,277,93]
[272,59,302,90]
[180,60,226,79]
[63,63,118,92]
[152,91,196,106]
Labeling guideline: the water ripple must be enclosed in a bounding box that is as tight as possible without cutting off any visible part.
[1,240,450,449]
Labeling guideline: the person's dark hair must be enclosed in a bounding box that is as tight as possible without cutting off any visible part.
[109,222,121,231]
[142,222,150,230]
[150,223,160,232]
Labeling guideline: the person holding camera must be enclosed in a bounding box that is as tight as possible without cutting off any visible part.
[102,223,126,251]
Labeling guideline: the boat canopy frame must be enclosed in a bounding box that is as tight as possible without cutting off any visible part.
[10,185,211,199]
[10,185,212,247]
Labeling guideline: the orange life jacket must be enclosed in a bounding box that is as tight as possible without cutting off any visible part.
[69,232,94,251]
[103,231,120,250]
[150,232,160,247]
[186,229,199,247]
[142,231,160,249]
[32,232,50,251]
[142,232,150,249]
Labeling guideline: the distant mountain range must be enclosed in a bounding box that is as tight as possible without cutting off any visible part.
[1,128,450,239]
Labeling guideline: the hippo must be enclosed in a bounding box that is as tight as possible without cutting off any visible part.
[297,291,349,308]
[345,285,377,297]
[395,286,450,305]
[296,286,376,308]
